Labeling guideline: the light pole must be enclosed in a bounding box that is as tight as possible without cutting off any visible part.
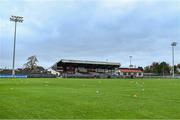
[129,56,132,68]
[163,62,165,77]
[171,42,177,78]
[10,16,23,77]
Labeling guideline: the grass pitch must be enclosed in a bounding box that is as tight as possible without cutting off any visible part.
[0,78,180,119]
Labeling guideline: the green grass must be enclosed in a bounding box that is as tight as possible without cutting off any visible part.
[0,78,180,119]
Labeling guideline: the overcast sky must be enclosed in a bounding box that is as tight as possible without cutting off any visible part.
[0,0,180,69]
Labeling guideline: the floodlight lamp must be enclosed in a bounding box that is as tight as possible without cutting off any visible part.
[171,42,177,46]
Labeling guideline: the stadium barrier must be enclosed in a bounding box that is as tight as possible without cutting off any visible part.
[144,75,180,79]
[27,74,56,78]
[0,74,56,78]
[62,73,118,78]
[0,75,27,78]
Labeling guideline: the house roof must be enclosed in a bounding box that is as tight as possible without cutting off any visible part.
[119,68,143,73]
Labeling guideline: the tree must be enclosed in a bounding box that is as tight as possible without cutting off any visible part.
[24,55,38,70]
[177,64,180,69]
[177,64,180,74]
[144,66,151,73]
[159,62,171,74]
[144,61,171,74]
[138,66,143,71]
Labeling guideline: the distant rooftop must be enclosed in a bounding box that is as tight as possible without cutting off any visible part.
[119,68,143,73]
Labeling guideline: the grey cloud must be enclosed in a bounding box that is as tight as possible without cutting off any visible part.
[1,0,180,68]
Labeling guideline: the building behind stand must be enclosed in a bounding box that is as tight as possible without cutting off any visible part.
[118,68,144,78]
